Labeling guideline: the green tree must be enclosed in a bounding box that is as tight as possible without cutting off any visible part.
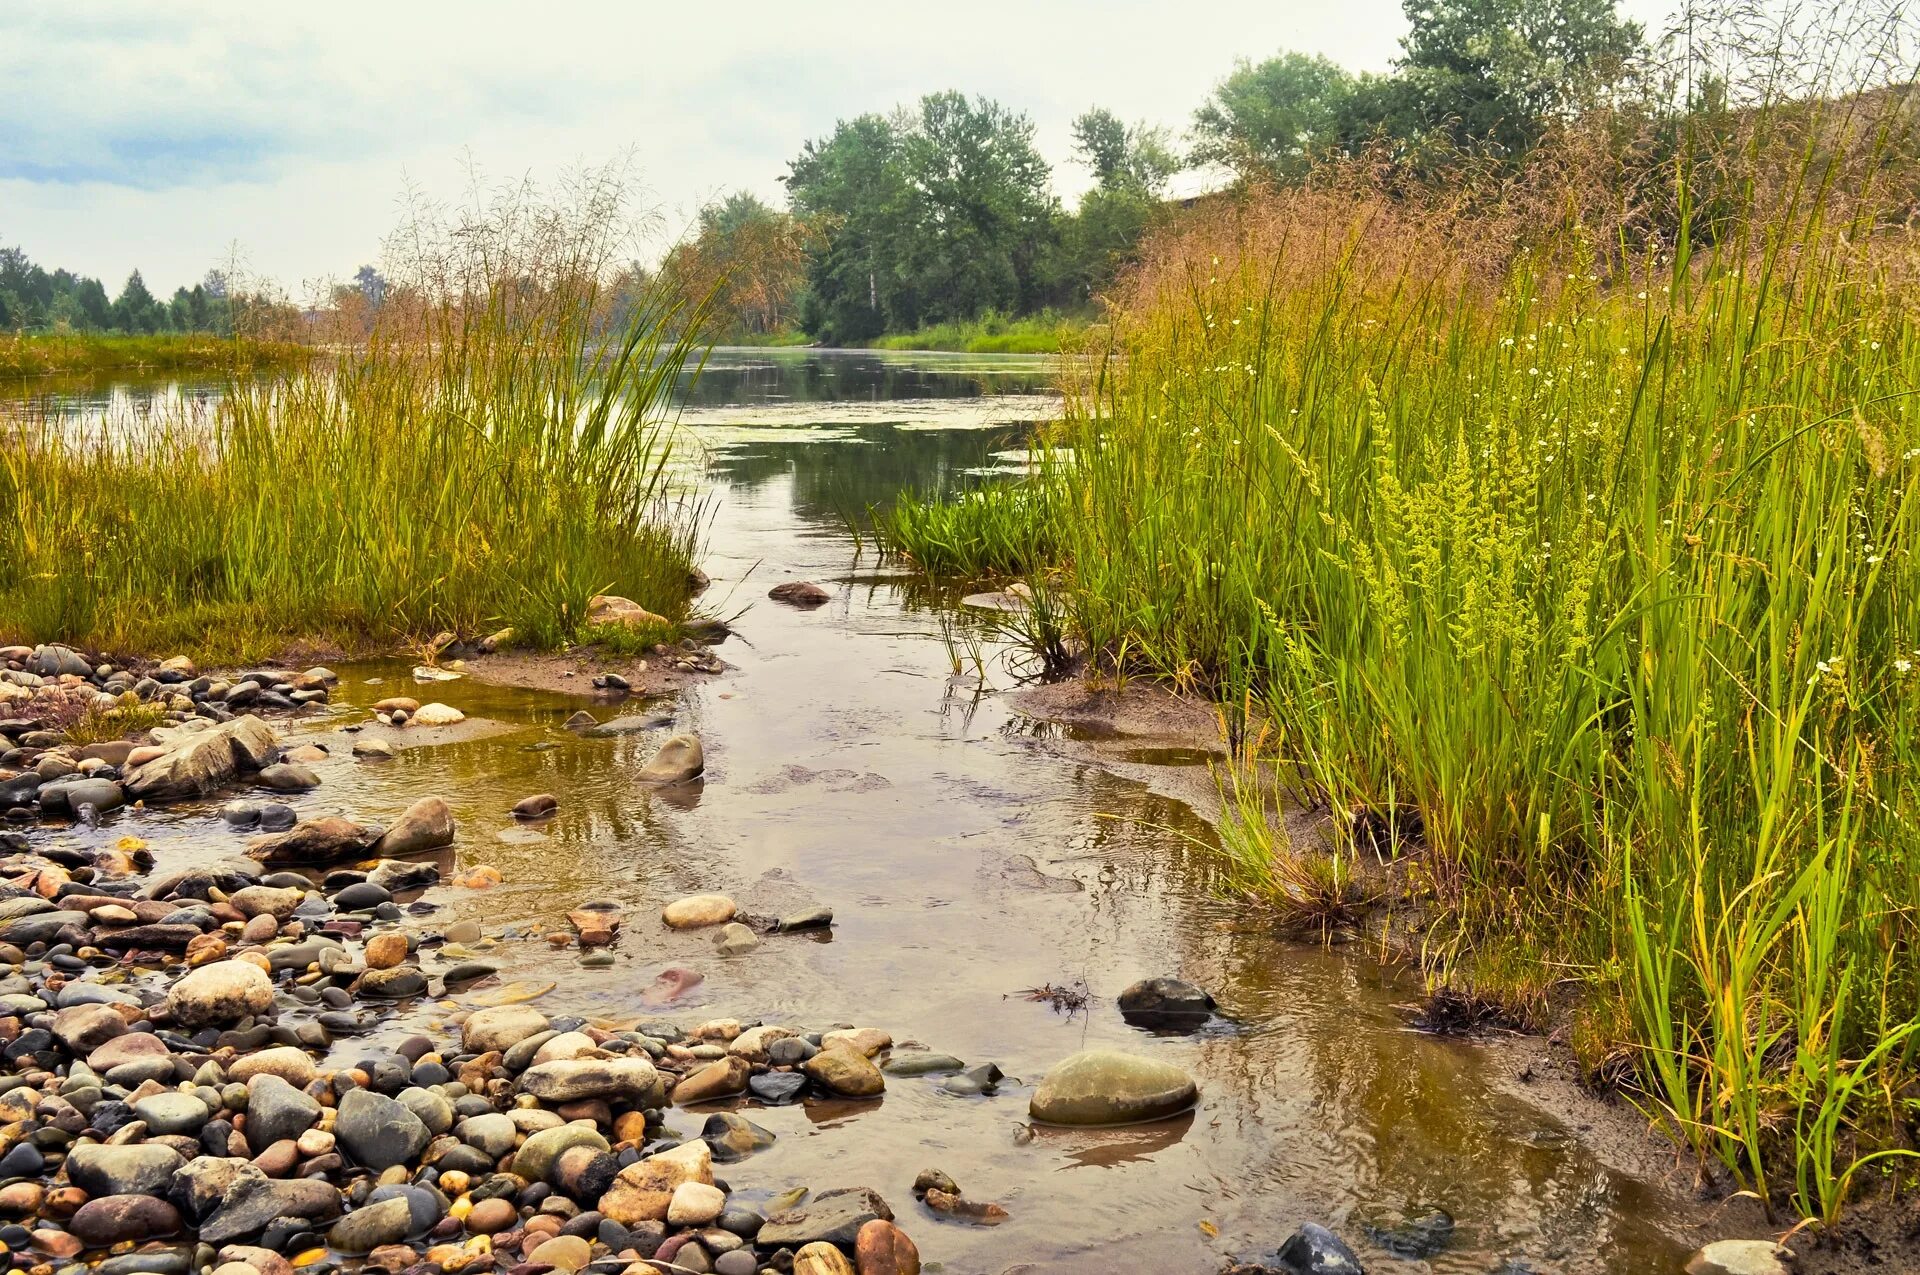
[111,270,163,333]
[1396,0,1645,156]
[785,93,1059,343]
[1072,108,1179,194]
[1191,53,1358,180]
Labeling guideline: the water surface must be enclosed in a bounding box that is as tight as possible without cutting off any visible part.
[26,349,1712,1273]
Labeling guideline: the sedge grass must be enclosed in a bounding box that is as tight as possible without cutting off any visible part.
[880,101,1920,1221]
[0,176,709,664]
[0,332,312,380]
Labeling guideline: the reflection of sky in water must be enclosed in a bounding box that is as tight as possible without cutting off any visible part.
[11,348,1722,1274]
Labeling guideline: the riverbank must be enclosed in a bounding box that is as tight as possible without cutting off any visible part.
[0,333,313,379]
[878,170,1920,1231]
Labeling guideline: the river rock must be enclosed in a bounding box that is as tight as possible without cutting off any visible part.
[673,1056,751,1105]
[1275,1223,1367,1275]
[856,1218,921,1275]
[329,1195,414,1254]
[335,1088,430,1170]
[638,734,704,784]
[255,763,319,792]
[598,1140,714,1226]
[352,738,395,759]
[520,1056,663,1104]
[1685,1241,1795,1275]
[371,795,455,856]
[714,922,759,955]
[133,1092,210,1136]
[69,1195,183,1246]
[881,1052,964,1077]
[701,1112,775,1163]
[759,1187,892,1249]
[198,1165,341,1243]
[65,1143,185,1198]
[587,594,669,630]
[793,1244,855,1275]
[668,1181,727,1226]
[167,959,274,1026]
[411,702,465,726]
[662,893,736,929]
[247,816,383,866]
[52,1001,128,1053]
[527,1235,592,1272]
[513,793,559,819]
[455,1112,518,1159]
[1029,1049,1197,1126]
[803,1046,885,1097]
[124,716,278,802]
[749,1072,806,1104]
[229,886,304,920]
[245,1075,321,1151]
[768,581,832,607]
[511,1123,610,1181]
[463,1005,550,1052]
[227,1045,316,1086]
[1117,976,1216,1029]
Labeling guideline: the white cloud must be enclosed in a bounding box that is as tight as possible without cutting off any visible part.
[0,0,1679,294]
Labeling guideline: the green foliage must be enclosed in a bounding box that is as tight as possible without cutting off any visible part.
[1191,0,1647,179]
[0,180,705,665]
[0,242,244,336]
[785,93,1060,344]
[882,119,1920,1216]
[1191,53,1363,180]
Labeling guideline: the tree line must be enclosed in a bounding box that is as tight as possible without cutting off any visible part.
[670,0,1651,344]
[0,246,244,336]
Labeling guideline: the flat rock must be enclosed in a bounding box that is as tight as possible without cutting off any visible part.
[463,1005,550,1052]
[247,817,383,867]
[597,1140,713,1226]
[759,1186,893,1249]
[519,1056,662,1104]
[1685,1241,1795,1275]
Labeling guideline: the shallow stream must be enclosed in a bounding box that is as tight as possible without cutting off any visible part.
[19,350,1722,1273]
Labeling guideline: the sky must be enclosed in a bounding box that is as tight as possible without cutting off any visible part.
[0,0,1678,300]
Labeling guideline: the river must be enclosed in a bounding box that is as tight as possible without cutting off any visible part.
[14,349,1718,1273]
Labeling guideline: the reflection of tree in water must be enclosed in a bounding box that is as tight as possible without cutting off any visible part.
[1031,757,1690,1271]
[677,351,1055,408]
[706,425,1030,526]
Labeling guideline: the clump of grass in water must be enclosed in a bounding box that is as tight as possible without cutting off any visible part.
[0,167,710,664]
[881,83,1920,1223]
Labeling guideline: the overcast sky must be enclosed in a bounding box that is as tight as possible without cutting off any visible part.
[2,0,1677,299]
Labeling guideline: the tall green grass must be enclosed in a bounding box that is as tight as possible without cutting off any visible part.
[0,181,708,664]
[882,110,1920,1219]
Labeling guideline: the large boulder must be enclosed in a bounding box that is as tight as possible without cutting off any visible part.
[124,717,277,802]
[371,796,455,857]
[1275,1223,1367,1275]
[167,960,274,1027]
[1116,976,1216,1030]
[246,817,383,867]
[1028,1049,1197,1126]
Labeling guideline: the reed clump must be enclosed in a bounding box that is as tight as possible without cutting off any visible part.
[881,91,1920,1222]
[0,172,707,664]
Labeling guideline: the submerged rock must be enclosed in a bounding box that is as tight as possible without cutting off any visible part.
[768,581,832,607]
[1028,1049,1197,1126]
[1685,1241,1795,1275]
[1117,976,1216,1030]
